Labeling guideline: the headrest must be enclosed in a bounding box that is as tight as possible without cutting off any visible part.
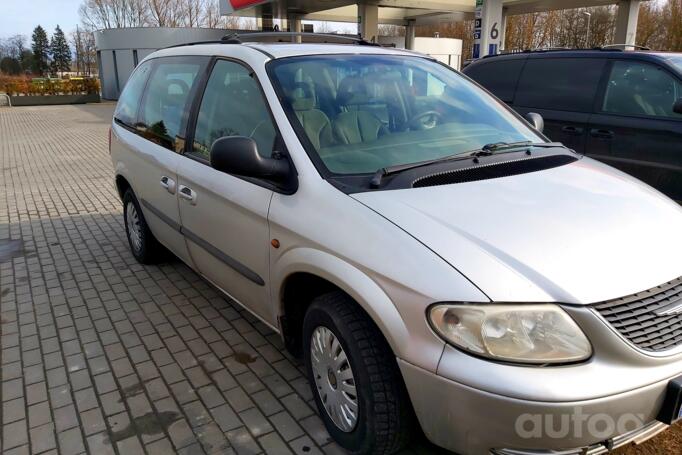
[337,76,369,106]
[287,82,315,111]
[227,79,256,101]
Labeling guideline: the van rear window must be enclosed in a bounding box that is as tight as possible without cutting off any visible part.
[515,58,605,112]
[465,59,525,103]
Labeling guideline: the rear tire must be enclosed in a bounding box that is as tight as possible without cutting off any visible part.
[123,189,165,264]
[303,291,413,454]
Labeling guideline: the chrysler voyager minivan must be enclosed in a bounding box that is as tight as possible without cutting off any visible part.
[110,34,682,455]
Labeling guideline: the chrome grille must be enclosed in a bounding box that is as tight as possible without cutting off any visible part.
[592,276,682,352]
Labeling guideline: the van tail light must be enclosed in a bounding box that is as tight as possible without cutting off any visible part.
[108,127,112,154]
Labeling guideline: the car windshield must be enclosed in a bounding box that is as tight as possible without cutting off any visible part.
[268,54,542,175]
[667,55,682,73]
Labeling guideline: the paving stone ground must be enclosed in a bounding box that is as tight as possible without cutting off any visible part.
[0,104,453,455]
[1,104,679,455]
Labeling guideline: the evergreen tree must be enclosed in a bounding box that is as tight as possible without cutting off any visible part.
[20,50,34,73]
[49,25,71,77]
[31,25,49,76]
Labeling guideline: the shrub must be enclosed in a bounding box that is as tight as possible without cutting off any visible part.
[0,74,100,96]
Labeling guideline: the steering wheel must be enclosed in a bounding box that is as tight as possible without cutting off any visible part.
[408,110,442,130]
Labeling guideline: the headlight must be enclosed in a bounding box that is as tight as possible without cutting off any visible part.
[428,304,592,364]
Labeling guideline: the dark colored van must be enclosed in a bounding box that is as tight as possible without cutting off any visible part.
[463,50,682,201]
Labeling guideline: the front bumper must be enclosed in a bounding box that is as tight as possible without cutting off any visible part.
[492,421,668,455]
[399,359,674,455]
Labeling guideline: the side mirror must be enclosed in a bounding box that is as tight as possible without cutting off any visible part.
[673,98,682,115]
[210,136,289,180]
[525,112,544,133]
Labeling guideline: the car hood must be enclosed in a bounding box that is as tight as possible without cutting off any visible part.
[352,157,682,304]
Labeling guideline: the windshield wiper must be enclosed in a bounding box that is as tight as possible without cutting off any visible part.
[370,152,473,188]
[478,141,564,154]
[369,142,566,188]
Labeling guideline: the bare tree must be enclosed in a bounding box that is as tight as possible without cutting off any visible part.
[378,24,405,37]
[203,0,243,29]
[147,0,186,27]
[180,0,205,27]
[79,0,147,29]
[74,0,336,32]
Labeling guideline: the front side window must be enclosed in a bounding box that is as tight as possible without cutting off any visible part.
[190,60,276,161]
[114,60,152,127]
[268,55,540,175]
[139,59,203,151]
[602,61,682,119]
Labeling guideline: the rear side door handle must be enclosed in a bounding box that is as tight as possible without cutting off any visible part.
[160,176,176,194]
[178,185,197,205]
[561,126,584,136]
[590,128,615,139]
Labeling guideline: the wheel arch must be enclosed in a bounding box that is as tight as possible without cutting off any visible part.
[115,173,132,199]
[274,248,410,358]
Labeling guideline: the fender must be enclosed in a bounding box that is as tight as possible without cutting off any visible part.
[272,247,445,372]
[112,124,136,198]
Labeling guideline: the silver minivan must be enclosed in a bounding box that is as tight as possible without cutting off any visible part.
[110,34,682,455]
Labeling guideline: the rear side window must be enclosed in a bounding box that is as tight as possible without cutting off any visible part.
[189,60,276,161]
[602,60,682,119]
[140,59,204,152]
[114,60,152,127]
[465,59,525,103]
[515,58,606,112]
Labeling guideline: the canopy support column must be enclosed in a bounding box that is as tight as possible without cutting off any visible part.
[358,3,379,43]
[474,0,504,58]
[614,0,641,49]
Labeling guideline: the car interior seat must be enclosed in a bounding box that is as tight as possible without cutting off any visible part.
[334,76,388,145]
[162,79,190,133]
[367,71,415,131]
[287,82,333,150]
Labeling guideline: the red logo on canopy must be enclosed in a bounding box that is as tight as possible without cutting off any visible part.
[230,0,266,8]
[221,0,270,15]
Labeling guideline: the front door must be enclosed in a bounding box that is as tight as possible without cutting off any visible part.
[176,59,279,325]
[587,60,682,201]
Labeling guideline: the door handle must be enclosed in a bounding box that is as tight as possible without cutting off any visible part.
[561,126,584,136]
[178,185,197,205]
[160,176,176,194]
[590,128,614,139]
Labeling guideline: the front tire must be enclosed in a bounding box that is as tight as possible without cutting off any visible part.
[303,291,413,454]
[122,189,165,264]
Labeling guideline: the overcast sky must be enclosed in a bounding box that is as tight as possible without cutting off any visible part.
[1,0,83,39]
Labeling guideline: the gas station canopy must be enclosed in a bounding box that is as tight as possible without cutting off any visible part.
[220,0,646,58]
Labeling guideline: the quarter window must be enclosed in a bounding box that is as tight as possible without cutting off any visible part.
[114,60,152,127]
[190,60,276,161]
[602,61,682,118]
[139,59,203,151]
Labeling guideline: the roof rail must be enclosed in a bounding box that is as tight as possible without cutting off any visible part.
[221,32,379,46]
[482,45,655,58]
[599,44,651,50]
[483,47,571,58]
[163,40,226,49]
